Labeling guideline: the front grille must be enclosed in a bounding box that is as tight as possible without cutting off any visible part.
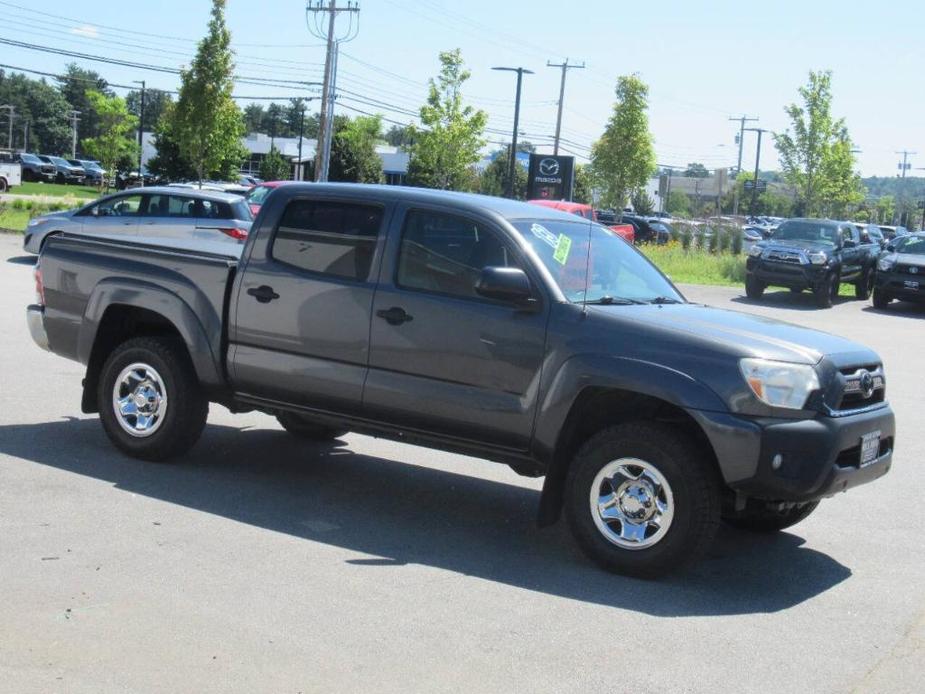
[764,251,803,264]
[832,365,886,413]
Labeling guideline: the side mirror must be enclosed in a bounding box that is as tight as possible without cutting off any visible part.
[475,266,533,303]
[886,242,896,252]
[843,238,856,248]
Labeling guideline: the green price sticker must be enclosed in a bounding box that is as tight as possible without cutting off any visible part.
[553,234,572,265]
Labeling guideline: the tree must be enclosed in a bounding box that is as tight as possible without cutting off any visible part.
[173,0,247,184]
[631,190,656,215]
[666,190,690,217]
[478,145,528,199]
[683,162,709,178]
[875,195,896,224]
[406,49,487,191]
[572,164,594,204]
[0,70,72,152]
[81,91,138,190]
[147,101,197,181]
[126,89,173,133]
[774,70,864,216]
[590,74,656,209]
[56,64,113,143]
[384,124,414,148]
[329,115,384,183]
[259,145,291,181]
[243,103,265,133]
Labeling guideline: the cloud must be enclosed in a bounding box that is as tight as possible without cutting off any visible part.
[71,25,99,39]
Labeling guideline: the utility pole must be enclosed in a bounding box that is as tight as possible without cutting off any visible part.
[729,115,758,215]
[23,120,28,151]
[896,150,915,178]
[306,0,360,183]
[297,102,306,181]
[0,105,14,150]
[133,80,146,174]
[547,59,584,155]
[67,110,81,158]
[745,127,770,217]
[492,66,534,198]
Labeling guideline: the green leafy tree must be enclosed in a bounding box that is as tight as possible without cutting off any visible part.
[243,103,265,133]
[572,164,594,204]
[329,115,384,183]
[126,89,173,134]
[259,145,291,181]
[174,0,247,184]
[384,124,415,148]
[477,144,530,199]
[666,190,690,217]
[774,70,864,216]
[875,195,895,224]
[147,101,197,181]
[81,91,138,190]
[0,70,72,152]
[683,162,709,178]
[590,74,656,208]
[406,49,487,191]
[631,189,656,215]
[56,64,113,143]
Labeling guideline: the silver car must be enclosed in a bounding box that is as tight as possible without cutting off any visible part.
[23,187,253,254]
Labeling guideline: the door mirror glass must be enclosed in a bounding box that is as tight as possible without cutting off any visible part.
[843,238,856,248]
[475,266,532,303]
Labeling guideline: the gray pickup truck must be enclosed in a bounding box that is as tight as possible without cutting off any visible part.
[27,184,895,577]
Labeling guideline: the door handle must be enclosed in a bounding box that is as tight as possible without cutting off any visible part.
[247,285,280,303]
[376,306,413,325]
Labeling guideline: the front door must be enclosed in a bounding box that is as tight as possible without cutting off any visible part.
[79,193,145,238]
[229,196,388,414]
[364,207,549,451]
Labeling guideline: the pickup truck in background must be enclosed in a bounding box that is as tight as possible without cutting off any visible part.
[745,218,881,307]
[0,157,22,193]
[27,184,895,577]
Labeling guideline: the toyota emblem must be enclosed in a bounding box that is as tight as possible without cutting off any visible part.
[539,158,560,176]
[858,370,875,399]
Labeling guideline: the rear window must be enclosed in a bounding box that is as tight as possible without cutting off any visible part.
[271,199,383,281]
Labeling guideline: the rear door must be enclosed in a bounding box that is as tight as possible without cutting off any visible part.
[230,195,388,414]
[840,224,862,280]
[138,192,188,240]
[364,206,549,450]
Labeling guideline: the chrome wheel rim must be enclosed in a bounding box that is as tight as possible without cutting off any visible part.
[112,362,167,438]
[589,458,674,550]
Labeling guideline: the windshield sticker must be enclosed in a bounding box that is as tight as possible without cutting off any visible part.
[530,223,559,250]
[553,234,573,265]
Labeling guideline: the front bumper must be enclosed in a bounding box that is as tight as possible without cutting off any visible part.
[26,304,50,351]
[692,405,894,502]
[746,257,828,290]
[875,271,925,303]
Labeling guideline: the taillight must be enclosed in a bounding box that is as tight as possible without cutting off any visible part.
[34,263,45,305]
[218,227,249,241]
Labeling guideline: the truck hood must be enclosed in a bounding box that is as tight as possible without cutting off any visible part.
[589,302,877,367]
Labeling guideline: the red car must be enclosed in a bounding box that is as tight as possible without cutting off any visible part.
[527,199,635,243]
[244,181,294,217]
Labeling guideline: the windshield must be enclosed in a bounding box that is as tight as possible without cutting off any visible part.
[48,156,70,166]
[772,220,838,245]
[246,185,274,204]
[21,153,40,163]
[512,219,683,304]
[897,236,925,255]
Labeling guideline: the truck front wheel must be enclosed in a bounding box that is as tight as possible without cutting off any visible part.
[813,273,837,308]
[723,500,819,532]
[565,422,721,578]
[97,337,208,461]
[745,275,765,300]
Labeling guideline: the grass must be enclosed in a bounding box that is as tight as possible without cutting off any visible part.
[13,181,102,199]
[0,208,31,232]
[0,198,75,232]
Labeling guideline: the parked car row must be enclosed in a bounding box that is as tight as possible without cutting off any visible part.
[12,152,103,185]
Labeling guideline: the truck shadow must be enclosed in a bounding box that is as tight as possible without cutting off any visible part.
[862,303,925,320]
[5,254,36,266]
[0,418,852,617]
[731,290,854,312]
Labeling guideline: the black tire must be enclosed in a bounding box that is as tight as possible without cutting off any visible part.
[872,287,891,309]
[724,500,819,533]
[855,269,874,300]
[565,422,721,578]
[276,412,347,441]
[813,273,837,308]
[745,275,765,300]
[0,178,7,193]
[97,337,208,461]
[55,172,65,184]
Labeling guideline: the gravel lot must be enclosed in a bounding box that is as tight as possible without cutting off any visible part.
[1,232,922,693]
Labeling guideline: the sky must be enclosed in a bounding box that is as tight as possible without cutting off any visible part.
[1,0,923,177]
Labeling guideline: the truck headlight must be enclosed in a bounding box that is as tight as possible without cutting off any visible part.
[878,257,895,271]
[747,245,763,257]
[808,251,828,265]
[739,358,820,410]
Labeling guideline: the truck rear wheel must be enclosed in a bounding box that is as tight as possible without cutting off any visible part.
[565,422,721,578]
[723,500,819,533]
[745,275,765,300]
[97,337,208,461]
[276,412,347,441]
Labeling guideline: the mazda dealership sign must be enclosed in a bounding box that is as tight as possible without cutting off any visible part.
[527,154,575,200]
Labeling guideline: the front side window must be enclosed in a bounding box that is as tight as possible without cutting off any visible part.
[397,210,521,300]
[87,194,144,217]
[512,219,683,304]
[272,199,383,280]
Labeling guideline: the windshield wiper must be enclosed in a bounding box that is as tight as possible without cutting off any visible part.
[646,296,683,304]
[579,296,644,305]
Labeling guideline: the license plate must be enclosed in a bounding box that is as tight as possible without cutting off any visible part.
[903,280,919,290]
[860,431,881,467]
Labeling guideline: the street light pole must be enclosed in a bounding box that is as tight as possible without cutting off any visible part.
[133,80,146,175]
[492,66,534,198]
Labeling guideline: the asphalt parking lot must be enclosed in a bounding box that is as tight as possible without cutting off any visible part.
[1,232,922,693]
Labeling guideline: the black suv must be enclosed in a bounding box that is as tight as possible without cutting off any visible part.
[873,232,925,309]
[745,218,880,308]
[15,152,56,182]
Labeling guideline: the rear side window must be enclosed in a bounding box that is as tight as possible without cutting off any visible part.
[396,209,520,300]
[272,199,383,281]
